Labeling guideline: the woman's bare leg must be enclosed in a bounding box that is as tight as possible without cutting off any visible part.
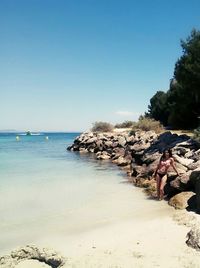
[159,175,168,200]
[156,174,161,200]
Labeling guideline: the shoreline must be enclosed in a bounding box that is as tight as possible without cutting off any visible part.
[68,129,200,211]
[2,189,200,267]
[1,130,200,267]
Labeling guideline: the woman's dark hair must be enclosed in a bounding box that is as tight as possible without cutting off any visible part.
[160,148,172,161]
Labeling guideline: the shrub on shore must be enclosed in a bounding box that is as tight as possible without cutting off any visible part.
[91,121,114,132]
[130,118,164,134]
[115,120,135,128]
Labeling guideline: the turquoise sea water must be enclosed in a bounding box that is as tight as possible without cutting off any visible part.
[0,132,144,255]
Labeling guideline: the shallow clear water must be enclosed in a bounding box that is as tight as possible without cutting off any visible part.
[0,132,145,254]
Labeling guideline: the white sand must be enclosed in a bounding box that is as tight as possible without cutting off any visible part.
[13,214,200,268]
[63,213,200,268]
[15,260,50,268]
[6,177,200,268]
[28,197,200,268]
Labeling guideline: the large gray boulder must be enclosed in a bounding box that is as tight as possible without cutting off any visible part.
[170,171,200,212]
[142,152,161,165]
[168,191,195,209]
[173,154,194,168]
[112,147,125,158]
[186,225,200,251]
[96,151,111,160]
[131,143,149,152]
[131,163,149,178]
[126,135,136,145]
[85,137,97,144]
[188,160,200,170]
[170,171,192,190]
[112,156,130,166]
[189,171,200,213]
[118,137,127,147]
[104,140,113,148]
[173,146,191,156]
[191,148,200,161]
[147,159,160,175]
[168,162,188,176]
[79,148,88,153]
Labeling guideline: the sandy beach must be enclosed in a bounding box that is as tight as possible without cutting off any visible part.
[58,203,200,268]
[14,190,200,268]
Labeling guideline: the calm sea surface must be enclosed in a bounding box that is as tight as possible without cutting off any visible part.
[0,132,146,254]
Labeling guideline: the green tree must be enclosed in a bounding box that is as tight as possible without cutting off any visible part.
[147,91,169,126]
[147,29,200,129]
[167,80,188,128]
[170,29,200,128]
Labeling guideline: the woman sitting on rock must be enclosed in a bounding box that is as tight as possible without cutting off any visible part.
[154,149,179,200]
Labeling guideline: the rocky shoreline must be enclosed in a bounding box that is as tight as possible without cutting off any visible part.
[67,130,200,249]
[67,130,200,211]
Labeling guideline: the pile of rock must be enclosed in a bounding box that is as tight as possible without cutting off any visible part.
[0,245,65,268]
[68,130,200,212]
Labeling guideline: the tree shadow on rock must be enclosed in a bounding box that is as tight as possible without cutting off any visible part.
[144,131,192,154]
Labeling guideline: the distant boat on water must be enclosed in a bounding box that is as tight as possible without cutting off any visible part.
[18,131,43,136]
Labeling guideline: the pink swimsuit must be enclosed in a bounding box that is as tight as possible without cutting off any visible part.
[157,158,172,175]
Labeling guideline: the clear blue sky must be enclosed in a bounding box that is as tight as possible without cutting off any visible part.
[1,0,200,131]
